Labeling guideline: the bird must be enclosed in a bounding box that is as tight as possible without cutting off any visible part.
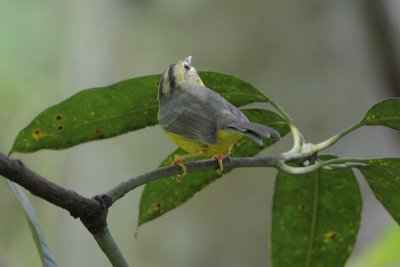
[157,56,280,176]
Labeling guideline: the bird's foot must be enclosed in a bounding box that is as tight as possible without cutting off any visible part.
[171,157,187,182]
[213,154,224,175]
[170,153,198,181]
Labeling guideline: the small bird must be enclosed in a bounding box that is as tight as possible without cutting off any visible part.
[158,56,280,175]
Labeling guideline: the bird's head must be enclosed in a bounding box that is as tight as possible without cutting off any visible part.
[158,56,204,101]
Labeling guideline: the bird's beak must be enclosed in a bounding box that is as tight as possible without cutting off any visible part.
[185,56,192,65]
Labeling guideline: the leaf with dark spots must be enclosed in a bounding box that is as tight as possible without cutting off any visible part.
[11,72,270,153]
[271,155,362,267]
[361,98,400,130]
[359,158,400,224]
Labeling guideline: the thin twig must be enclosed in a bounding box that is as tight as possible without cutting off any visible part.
[103,155,370,204]
[93,227,130,267]
[104,156,280,204]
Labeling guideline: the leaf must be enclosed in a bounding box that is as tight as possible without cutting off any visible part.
[6,180,58,267]
[358,158,400,224]
[271,156,362,267]
[138,109,289,226]
[361,98,400,130]
[11,72,268,154]
[348,225,400,267]
[198,71,269,106]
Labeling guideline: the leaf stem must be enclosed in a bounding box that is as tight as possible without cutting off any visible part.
[277,157,369,174]
[280,121,364,161]
[310,122,363,154]
[305,170,319,267]
[269,100,304,153]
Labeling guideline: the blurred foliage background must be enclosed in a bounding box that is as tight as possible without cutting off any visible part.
[1,0,400,266]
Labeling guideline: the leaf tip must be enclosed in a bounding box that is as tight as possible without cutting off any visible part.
[8,145,16,156]
[137,217,146,228]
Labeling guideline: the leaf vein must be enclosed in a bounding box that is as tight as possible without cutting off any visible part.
[305,171,320,267]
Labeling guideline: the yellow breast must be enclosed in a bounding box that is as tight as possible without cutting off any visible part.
[164,129,243,158]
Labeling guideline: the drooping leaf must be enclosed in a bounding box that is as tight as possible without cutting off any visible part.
[361,98,400,130]
[6,180,58,267]
[271,156,362,267]
[138,109,289,226]
[11,72,268,154]
[359,158,400,224]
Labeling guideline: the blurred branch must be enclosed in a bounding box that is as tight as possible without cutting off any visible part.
[364,0,400,95]
[0,153,128,267]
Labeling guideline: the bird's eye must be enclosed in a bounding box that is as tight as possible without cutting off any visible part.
[184,64,190,70]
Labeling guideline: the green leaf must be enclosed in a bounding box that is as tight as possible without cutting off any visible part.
[361,98,400,130]
[138,109,289,226]
[11,72,268,154]
[271,156,362,267]
[6,180,58,267]
[198,71,269,106]
[358,158,400,224]
[348,224,400,267]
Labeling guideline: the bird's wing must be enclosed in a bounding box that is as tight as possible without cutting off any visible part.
[159,101,217,145]
[192,85,249,123]
[193,86,281,145]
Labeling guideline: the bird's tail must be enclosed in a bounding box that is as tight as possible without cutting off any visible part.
[227,121,280,146]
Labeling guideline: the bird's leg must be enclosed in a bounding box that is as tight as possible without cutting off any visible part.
[213,153,225,175]
[227,145,234,156]
[171,153,198,181]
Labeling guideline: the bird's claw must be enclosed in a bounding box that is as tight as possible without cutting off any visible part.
[214,155,224,175]
[171,156,187,181]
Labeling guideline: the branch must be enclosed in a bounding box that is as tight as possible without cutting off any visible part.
[364,0,400,95]
[0,153,129,267]
[0,147,370,266]
[104,156,280,204]
[104,154,370,205]
[94,227,130,267]
[0,153,99,219]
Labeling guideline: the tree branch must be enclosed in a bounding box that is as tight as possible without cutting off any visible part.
[364,0,400,95]
[104,154,370,205]
[0,152,128,267]
[104,155,280,204]
[94,227,130,267]
[0,153,100,219]
[0,142,370,267]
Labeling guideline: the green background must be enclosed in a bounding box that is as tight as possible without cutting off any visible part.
[1,0,400,266]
